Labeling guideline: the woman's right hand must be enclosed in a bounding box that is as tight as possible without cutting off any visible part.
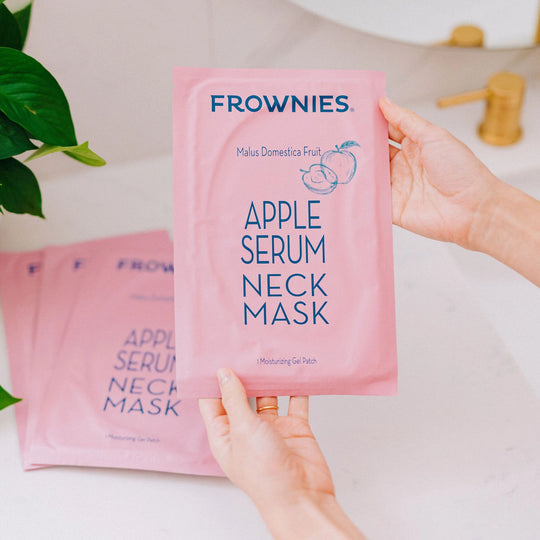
[379,96,499,250]
[379,97,540,286]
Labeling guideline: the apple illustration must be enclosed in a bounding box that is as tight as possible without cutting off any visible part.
[320,141,360,184]
[300,163,338,195]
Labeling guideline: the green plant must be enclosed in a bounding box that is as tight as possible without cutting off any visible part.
[0,1,105,409]
[0,0,105,219]
[0,384,20,410]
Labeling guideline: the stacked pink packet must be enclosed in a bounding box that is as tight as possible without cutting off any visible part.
[0,230,221,476]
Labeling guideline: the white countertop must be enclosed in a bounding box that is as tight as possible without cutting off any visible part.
[1,156,539,539]
[411,81,540,400]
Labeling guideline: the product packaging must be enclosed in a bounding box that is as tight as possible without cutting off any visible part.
[27,247,221,475]
[173,67,397,397]
[0,250,43,467]
[23,230,171,469]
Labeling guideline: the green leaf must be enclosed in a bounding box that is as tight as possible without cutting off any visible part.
[26,141,106,167]
[0,384,21,411]
[0,47,77,146]
[13,2,32,48]
[0,4,23,49]
[0,157,43,217]
[0,110,36,158]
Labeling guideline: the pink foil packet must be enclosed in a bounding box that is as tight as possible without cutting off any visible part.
[0,250,43,468]
[174,67,397,397]
[0,231,171,470]
[28,247,221,476]
[24,230,172,470]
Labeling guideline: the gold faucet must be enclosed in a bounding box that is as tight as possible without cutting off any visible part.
[437,72,525,146]
[441,25,484,47]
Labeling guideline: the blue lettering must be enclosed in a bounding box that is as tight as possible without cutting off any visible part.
[263,95,289,112]
[267,273,282,297]
[244,303,266,324]
[148,378,166,396]
[319,95,333,112]
[130,377,145,394]
[307,200,321,229]
[256,235,269,264]
[210,94,350,113]
[313,302,329,324]
[108,377,127,392]
[286,273,306,297]
[211,95,225,111]
[291,95,308,112]
[245,202,261,228]
[243,274,262,297]
[272,302,290,325]
[241,235,254,264]
[245,95,263,112]
[262,201,276,228]
[127,351,141,371]
[271,235,285,263]
[335,95,349,112]
[103,396,126,412]
[115,351,127,369]
[278,201,291,228]
[311,273,327,296]
[165,400,181,416]
[293,301,308,324]
[128,398,144,414]
[148,398,162,415]
[228,95,244,112]
[306,236,325,263]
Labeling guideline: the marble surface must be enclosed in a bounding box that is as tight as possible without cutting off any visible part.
[22,0,540,182]
[0,157,539,539]
[408,82,540,402]
[289,0,540,48]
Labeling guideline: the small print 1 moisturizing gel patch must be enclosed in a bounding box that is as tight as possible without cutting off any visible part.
[174,67,397,398]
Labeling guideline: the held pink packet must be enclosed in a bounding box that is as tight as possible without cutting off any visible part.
[174,67,397,397]
[24,230,171,469]
[28,248,221,476]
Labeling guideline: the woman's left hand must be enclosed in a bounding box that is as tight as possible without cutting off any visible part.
[199,368,365,539]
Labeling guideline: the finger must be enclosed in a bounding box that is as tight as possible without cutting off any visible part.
[288,396,309,421]
[217,368,254,426]
[379,96,433,144]
[388,123,405,144]
[199,398,226,427]
[198,398,230,466]
[256,396,279,416]
[198,398,228,443]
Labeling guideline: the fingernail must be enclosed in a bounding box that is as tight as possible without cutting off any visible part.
[217,368,231,385]
[381,96,393,105]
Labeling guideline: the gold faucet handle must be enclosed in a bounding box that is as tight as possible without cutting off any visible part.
[436,72,525,145]
[438,72,525,108]
[437,88,489,108]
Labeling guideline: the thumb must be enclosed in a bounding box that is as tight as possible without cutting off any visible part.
[217,368,254,427]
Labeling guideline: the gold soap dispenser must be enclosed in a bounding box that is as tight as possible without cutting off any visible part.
[437,72,526,145]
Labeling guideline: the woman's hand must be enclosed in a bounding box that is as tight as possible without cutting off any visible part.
[199,368,365,539]
[380,97,540,285]
[379,96,499,249]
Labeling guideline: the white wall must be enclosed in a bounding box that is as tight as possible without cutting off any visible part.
[23,0,540,181]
